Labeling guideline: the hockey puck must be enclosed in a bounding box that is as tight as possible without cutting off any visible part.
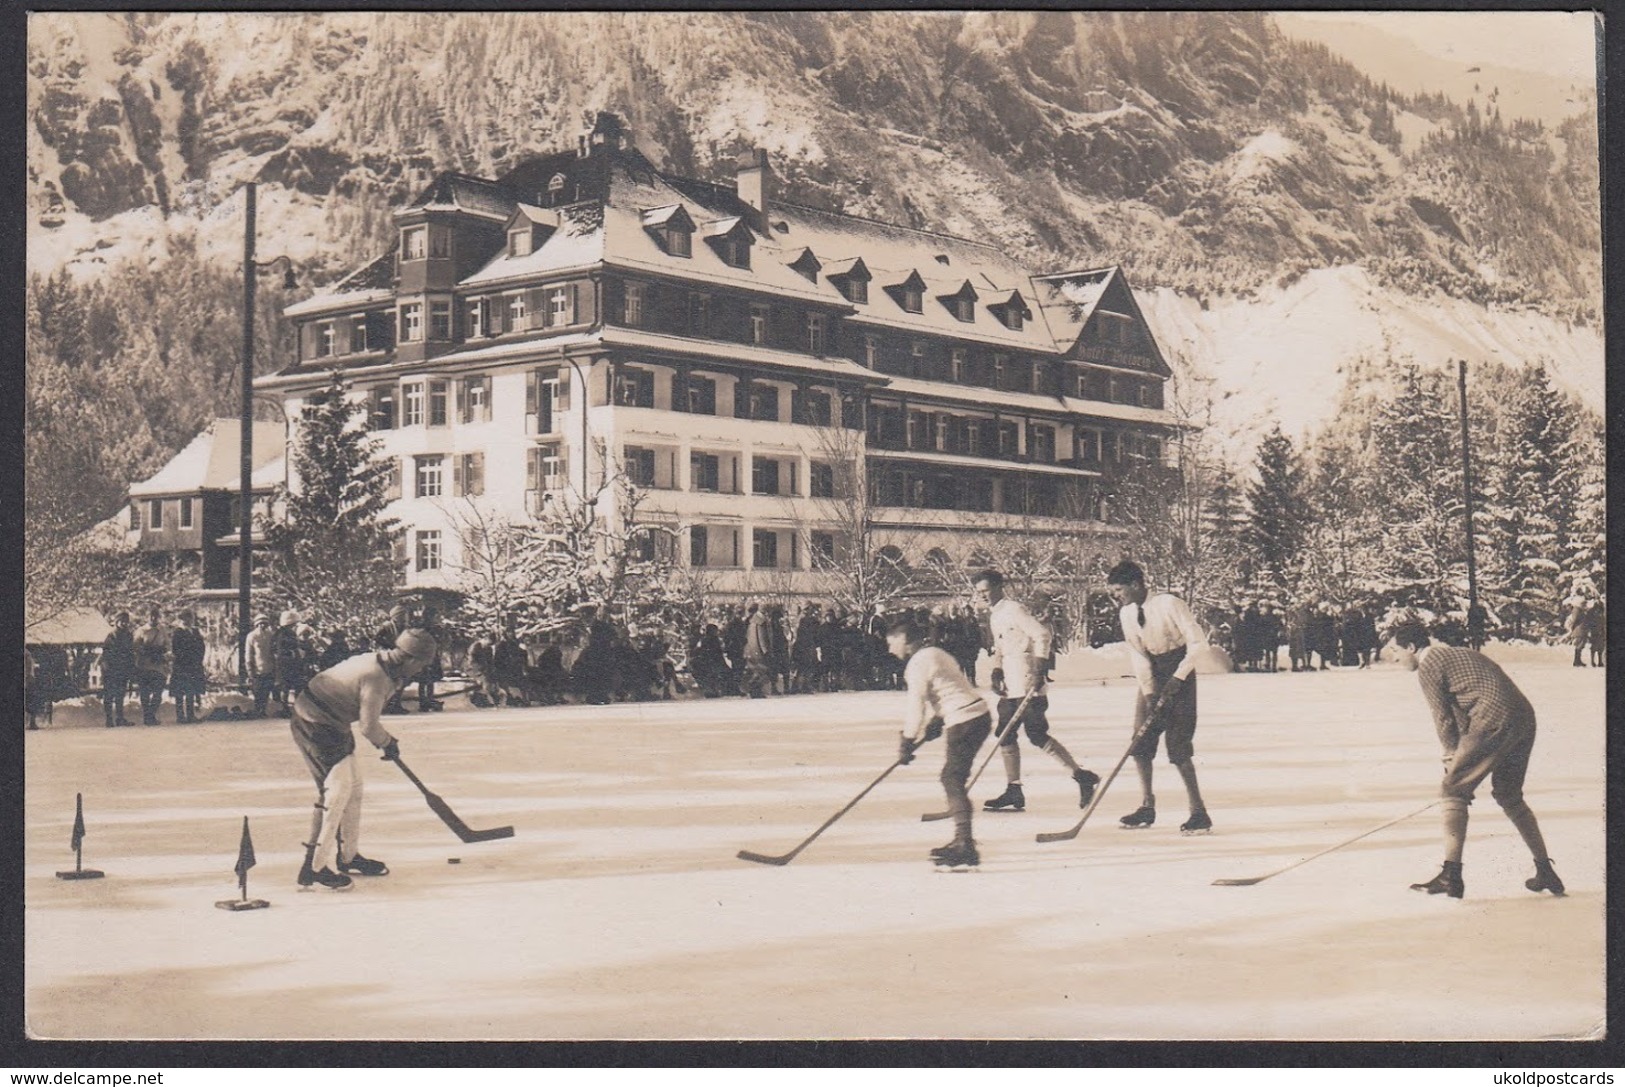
[447,858,461,865]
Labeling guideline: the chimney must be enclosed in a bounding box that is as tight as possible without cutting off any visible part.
[736,148,773,231]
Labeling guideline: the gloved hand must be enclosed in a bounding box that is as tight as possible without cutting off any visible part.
[380,737,400,762]
[990,668,1007,697]
[1043,655,1056,683]
[923,717,944,743]
[897,734,917,765]
[1151,675,1186,720]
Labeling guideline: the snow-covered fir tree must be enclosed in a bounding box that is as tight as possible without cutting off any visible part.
[1243,424,1307,593]
[264,372,404,639]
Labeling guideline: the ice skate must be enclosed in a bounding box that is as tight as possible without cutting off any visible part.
[1179,810,1213,835]
[1525,859,1565,896]
[1119,804,1156,829]
[299,866,353,892]
[1073,768,1100,809]
[982,784,1025,812]
[338,854,389,877]
[1410,861,1464,899]
[931,839,979,868]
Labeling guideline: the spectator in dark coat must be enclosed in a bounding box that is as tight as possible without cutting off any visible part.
[1307,604,1338,670]
[132,606,171,726]
[318,631,352,673]
[722,608,748,696]
[168,608,208,723]
[572,610,618,705]
[792,605,823,693]
[493,627,529,706]
[690,623,731,698]
[273,609,313,717]
[767,605,791,695]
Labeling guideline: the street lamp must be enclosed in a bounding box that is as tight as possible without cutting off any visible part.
[238,182,298,687]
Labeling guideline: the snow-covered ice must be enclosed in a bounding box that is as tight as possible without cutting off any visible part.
[24,647,1604,1041]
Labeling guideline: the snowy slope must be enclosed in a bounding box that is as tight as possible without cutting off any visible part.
[1139,265,1604,453]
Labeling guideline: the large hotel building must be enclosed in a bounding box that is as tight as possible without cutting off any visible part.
[259,115,1182,597]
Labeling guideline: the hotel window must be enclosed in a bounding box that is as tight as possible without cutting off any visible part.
[666,226,692,258]
[399,303,423,343]
[148,499,164,530]
[351,318,370,353]
[614,367,655,409]
[429,228,449,258]
[997,420,1018,457]
[508,228,532,258]
[965,419,984,456]
[689,526,709,567]
[864,336,879,369]
[689,292,711,336]
[750,304,769,346]
[415,455,445,498]
[720,237,750,269]
[1078,428,1101,464]
[538,444,568,492]
[752,458,781,496]
[624,447,657,488]
[993,354,1007,389]
[690,453,721,493]
[428,380,449,427]
[415,530,442,572]
[748,384,780,422]
[1000,307,1024,331]
[909,340,926,378]
[686,375,717,416]
[1029,424,1055,463]
[318,323,335,357]
[1138,382,1152,407]
[906,411,927,451]
[460,376,491,423]
[935,415,950,452]
[951,349,966,383]
[179,497,193,529]
[371,387,397,430]
[901,286,922,313]
[402,382,425,426]
[953,296,975,322]
[465,299,484,339]
[752,529,778,569]
[454,452,485,497]
[839,277,868,304]
[809,462,835,499]
[797,388,833,426]
[810,531,835,564]
[623,281,644,327]
[508,294,528,333]
[1030,360,1045,395]
[401,226,426,260]
[429,300,452,341]
[808,312,826,354]
[549,286,574,327]
[1108,376,1121,403]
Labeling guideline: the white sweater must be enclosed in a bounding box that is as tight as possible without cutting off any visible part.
[902,646,990,741]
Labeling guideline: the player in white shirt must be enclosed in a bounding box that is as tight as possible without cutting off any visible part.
[889,616,993,868]
[1107,560,1212,834]
[974,569,1099,813]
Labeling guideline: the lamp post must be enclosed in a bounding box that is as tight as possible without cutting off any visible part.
[237,182,298,687]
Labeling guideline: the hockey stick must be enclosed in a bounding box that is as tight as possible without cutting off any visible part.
[920,690,1036,822]
[1034,703,1165,844]
[738,755,909,866]
[1211,800,1439,886]
[391,755,515,843]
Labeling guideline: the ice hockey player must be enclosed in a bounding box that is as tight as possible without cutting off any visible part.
[1107,560,1213,835]
[888,616,992,868]
[974,569,1098,813]
[290,627,440,891]
[1389,616,1564,900]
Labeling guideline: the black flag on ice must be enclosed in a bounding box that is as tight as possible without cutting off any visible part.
[234,816,257,891]
[70,793,85,854]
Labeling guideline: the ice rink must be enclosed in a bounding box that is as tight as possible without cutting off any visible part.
[23,647,1605,1041]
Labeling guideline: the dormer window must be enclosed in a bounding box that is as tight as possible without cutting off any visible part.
[842,278,868,304]
[642,205,697,258]
[885,271,927,314]
[509,227,532,258]
[939,281,979,323]
[704,218,755,269]
[789,248,822,282]
[990,292,1030,331]
[826,258,872,305]
[548,173,567,205]
[401,226,427,261]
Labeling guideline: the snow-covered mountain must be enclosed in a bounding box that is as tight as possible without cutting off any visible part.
[26,11,1602,451]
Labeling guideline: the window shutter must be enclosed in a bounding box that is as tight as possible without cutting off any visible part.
[455,379,468,424]
[525,370,538,416]
[452,454,465,497]
[556,367,572,410]
[526,449,538,493]
[568,283,579,325]
[386,458,403,501]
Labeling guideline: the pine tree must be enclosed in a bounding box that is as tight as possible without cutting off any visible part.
[1244,425,1306,592]
[264,373,404,638]
[1561,431,1605,606]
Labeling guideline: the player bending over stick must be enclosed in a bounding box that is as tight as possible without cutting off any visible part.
[290,628,440,891]
[1390,617,1564,900]
[889,617,993,868]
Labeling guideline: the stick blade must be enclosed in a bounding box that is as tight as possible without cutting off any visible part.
[460,825,515,843]
[920,811,952,823]
[737,849,791,866]
[1211,876,1267,886]
[1034,829,1081,844]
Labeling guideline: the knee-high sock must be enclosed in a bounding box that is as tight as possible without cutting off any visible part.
[1133,755,1155,806]
[1499,797,1549,862]
[1441,796,1470,864]
[1042,737,1080,773]
[313,755,359,871]
[1174,758,1206,812]
[302,800,325,871]
[1001,745,1021,787]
